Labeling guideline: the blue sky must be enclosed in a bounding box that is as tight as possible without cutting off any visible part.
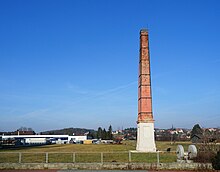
[0,0,220,132]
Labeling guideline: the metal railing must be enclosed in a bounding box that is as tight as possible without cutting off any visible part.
[0,151,177,164]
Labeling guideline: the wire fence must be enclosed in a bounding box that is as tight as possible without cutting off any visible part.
[0,151,177,164]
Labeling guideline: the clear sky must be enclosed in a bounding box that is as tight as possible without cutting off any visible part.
[0,0,220,132]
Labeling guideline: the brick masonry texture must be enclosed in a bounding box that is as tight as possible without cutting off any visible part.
[138,29,154,123]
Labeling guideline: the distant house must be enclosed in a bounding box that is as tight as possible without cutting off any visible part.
[191,134,203,143]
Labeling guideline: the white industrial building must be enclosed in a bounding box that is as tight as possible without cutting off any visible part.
[1,135,87,145]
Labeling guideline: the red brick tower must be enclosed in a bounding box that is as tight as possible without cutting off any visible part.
[136,29,156,152]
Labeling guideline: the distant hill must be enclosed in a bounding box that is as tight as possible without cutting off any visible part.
[40,127,95,136]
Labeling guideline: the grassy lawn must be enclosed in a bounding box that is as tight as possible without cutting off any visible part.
[156,141,191,152]
[0,141,191,163]
[0,143,134,153]
[0,140,191,153]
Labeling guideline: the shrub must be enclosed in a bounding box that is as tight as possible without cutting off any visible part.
[212,151,220,170]
[193,151,215,163]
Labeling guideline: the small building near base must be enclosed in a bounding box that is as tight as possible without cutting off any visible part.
[191,134,203,143]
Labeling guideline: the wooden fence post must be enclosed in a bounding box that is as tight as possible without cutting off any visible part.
[101,152,103,164]
[18,152,22,163]
[157,151,160,164]
[73,152,75,163]
[129,151,131,162]
[45,152,48,163]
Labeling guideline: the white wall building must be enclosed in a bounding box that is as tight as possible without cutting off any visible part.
[2,135,87,145]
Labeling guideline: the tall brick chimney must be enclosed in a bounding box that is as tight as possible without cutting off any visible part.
[136,29,156,152]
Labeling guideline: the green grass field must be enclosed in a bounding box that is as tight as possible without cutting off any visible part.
[0,141,191,163]
[0,140,191,153]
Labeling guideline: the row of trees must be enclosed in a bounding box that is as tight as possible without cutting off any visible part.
[87,125,113,140]
[18,127,34,131]
[97,125,113,140]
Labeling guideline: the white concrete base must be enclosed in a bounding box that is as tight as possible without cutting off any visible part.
[136,122,156,152]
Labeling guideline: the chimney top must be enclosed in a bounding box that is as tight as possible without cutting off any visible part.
[140,28,148,32]
[140,29,148,36]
